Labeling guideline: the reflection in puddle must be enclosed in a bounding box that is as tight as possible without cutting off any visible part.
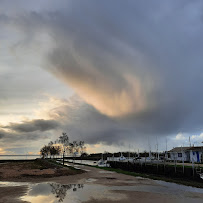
[21,182,125,203]
[50,183,84,202]
[22,183,85,203]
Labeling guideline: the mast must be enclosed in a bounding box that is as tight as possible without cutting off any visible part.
[148,137,151,160]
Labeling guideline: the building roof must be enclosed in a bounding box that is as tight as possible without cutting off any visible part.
[169,146,203,153]
[169,147,191,153]
[188,146,203,151]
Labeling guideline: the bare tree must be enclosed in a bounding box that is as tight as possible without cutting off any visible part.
[68,141,79,164]
[40,132,85,166]
[73,141,79,163]
[50,146,61,159]
[57,132,69,165]
[79,141,85,153]
[40,145,50,159]
[79,141,85,164]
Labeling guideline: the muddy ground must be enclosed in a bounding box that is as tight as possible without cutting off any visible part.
[0,159,83,181]
[0,161,203,203]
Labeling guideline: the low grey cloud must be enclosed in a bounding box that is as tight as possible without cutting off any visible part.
[3,119,60,133]
[0,128,51,145]
[0,127,55,154]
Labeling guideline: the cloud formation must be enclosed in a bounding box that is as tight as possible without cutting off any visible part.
[1,0,203,152]
[45,0,203,134]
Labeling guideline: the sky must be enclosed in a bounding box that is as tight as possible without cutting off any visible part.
[0,0,203,155]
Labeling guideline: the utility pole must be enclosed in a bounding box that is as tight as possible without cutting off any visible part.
[138,149,140,165]
[148,137,151,162]
[174,152,177,173]
[128,144,130,161]
[164,138,167,172]
[156,137,159,172]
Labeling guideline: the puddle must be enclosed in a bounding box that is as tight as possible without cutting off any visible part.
[83,169,91,172]
[1,180,203,202]
[64,164,82,170]
[154,180,203,194]
[110,181,203,197]
[99,170,115,174]
[20,181,203,203]
[73,167,81,170]
[85,178,97,183]
[64,163,71,167]
[20,182,126,203]
[0,181,29,187]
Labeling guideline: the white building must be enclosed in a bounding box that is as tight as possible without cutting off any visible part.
[168,146,203,163]
[188,146,203,163]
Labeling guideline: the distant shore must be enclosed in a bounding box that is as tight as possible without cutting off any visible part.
[0,155,39,156]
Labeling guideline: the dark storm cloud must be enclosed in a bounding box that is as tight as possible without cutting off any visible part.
[0,119,58,151]
[0,131,5,139]
[3,119,60,132]
[0,129,50,142]
[1,0,203,146]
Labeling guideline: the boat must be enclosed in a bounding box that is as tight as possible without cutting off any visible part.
[119,152,126,161]
[97,159,109,167]
[97,154,110,167]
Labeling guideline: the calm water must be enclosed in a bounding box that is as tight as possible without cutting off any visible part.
[64,159,98,166]
[0,155,40,160]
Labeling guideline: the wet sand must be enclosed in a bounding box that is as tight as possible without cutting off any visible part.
[0,163,203,203]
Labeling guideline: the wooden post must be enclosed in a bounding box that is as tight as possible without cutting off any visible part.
[164,151,166,173]
[174,153,177,173]
[145,151,146,166]
[181,147,184,174]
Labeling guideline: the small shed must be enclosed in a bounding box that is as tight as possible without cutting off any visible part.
[168,146,203,163]
[168,147,191,162]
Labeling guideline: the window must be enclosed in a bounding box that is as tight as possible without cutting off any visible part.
[178,153,182,157]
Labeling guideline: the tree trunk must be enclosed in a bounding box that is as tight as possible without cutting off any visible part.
[63,151,65,165]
